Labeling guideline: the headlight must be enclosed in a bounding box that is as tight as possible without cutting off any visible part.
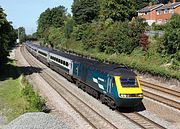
[137,93,143,97]
[120,94,127,98]
[120,93,143,98]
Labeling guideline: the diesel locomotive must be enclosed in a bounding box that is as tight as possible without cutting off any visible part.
[25,42,143,109]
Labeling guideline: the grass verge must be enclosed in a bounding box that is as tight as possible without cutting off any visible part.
[0,60,45,122]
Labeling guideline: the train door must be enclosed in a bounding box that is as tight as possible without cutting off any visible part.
[47,52,50,63]
[107,76,113,95]
[81,64,88,82]
[69,61,73,76]
[73,62,80,79]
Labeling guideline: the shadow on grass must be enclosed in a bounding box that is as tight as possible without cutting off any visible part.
[0,58,42,81]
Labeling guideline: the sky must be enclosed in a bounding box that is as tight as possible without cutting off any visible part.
[0,0,73,34]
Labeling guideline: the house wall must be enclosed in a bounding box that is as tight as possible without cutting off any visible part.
[175,6,180,14]
[138,10,157,20]
[156,6,180,23]
[156,9,172,22]
[138,5,180,25]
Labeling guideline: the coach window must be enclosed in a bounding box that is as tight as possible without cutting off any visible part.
[63,61,65,65]
[66,62,68,66]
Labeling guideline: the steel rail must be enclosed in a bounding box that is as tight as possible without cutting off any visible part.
[140,80,180,98]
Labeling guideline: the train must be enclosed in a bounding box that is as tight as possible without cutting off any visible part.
[25,41,143,109]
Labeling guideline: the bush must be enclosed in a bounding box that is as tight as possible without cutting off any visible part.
[95,18,146,54]
[162,14,180,55]
[48,27,65,48]
[139,33,150,51]
[151,22,165,30]
[21,77,45,112]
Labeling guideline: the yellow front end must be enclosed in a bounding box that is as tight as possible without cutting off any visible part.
[114,76,143,98]
[114,76,143,107]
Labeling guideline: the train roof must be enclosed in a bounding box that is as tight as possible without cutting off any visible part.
[26,42,136,77]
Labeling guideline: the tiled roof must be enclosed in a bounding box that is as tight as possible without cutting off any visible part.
[138,4,163,13]
[157,2,180,10]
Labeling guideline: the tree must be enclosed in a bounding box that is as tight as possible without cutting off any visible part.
[134,0,158,11]
[37,8,52,37]
[99,0,136,21]
[162,14,180,55]
[0,7,17,62]
[139,33,150,51]
[51,6,67,28]
[64,18,74,39]
[37,6,67,40]
[17,27,26,43]
[72,0,100,24]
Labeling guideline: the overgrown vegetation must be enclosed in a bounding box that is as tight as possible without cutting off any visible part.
[21,77,45,112]
[36,0,180,80]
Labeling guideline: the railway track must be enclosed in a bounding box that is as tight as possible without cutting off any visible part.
[140,80,180,110]
[21,45,118,129]
[20,45,167,129]
[140,80,180,98]
[120,112,166,129]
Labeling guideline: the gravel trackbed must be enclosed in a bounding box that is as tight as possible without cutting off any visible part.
[2,112,71,129]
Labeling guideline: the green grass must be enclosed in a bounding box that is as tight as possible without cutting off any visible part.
[0,60,45,122]
[0,76,27,122]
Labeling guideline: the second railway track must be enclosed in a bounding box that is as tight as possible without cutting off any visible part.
[140,80,180,110]
[140,80,180,98]
[120,112,166,129]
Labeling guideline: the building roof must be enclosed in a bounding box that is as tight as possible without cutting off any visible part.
[157,2,180,10]
[138,4,163,13]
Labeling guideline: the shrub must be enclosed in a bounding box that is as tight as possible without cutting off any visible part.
[152,22,165,30]
[162,14,180,55]
[139,33,150,51]
[21,77,45,112]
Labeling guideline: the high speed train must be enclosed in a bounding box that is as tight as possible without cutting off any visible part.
[25,42,143,109]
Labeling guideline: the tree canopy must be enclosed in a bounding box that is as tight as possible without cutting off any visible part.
[17,27,26,43]
[99,0,136,21]
[162,14,180,55]
[72,0,100,24]
[0,7,17,62]
[37,6,67,37]
[134,0,158,10]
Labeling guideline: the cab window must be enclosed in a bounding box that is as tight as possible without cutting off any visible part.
[120,78,138,87]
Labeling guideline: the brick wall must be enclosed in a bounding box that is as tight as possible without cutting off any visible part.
[175,6,180,14]
[139,6,180,24]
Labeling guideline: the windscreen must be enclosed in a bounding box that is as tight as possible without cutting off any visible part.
[120,78,138,87]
